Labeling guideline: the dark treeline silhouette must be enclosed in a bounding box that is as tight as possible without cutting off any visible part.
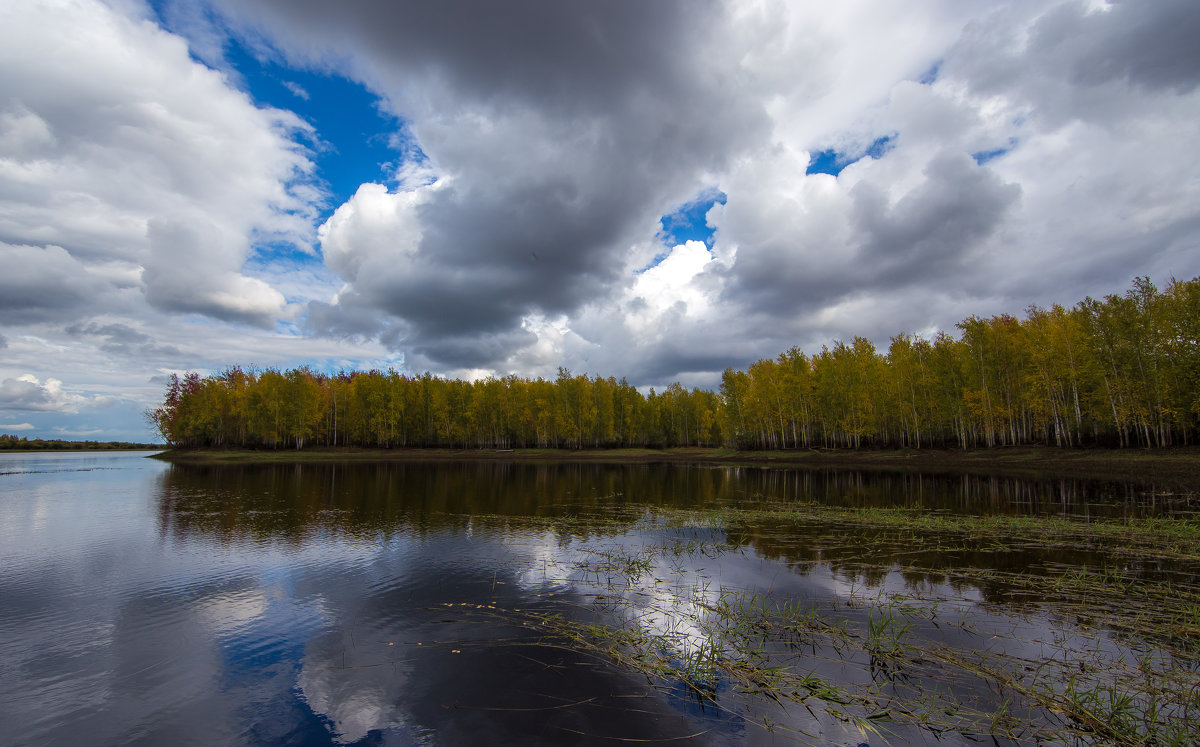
[153,276,1199,450]
[0,434,162,450]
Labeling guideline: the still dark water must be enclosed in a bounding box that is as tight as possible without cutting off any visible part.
[0,452,1194,745]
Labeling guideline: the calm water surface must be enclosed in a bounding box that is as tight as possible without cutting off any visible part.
[0,452,1193,745]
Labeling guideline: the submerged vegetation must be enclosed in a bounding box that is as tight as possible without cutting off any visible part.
[152,276,1200,450]
[367,503,1200,744]
[466,504,1200,744]
[152,460,1200,742]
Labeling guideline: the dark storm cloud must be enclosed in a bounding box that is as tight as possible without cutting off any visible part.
[1032,0,1200,93]
[357,181,638,347]
[632,349,749,386]
[215,0,717,110]
[408,327,539,371]
[213,0,769,370]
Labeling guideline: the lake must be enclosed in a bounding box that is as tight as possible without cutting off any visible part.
[1,451,1196,745]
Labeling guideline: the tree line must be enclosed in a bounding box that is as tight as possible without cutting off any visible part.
[0,435,162,450]
[153,276,1199,450]
[152,367,723,450]
[723,276,1199,449]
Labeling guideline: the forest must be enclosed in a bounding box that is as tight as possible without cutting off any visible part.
[152,276,1200,451]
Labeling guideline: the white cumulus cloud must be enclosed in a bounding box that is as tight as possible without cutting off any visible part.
[0,0,317,326]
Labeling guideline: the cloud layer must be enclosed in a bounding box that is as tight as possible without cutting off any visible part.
[2,0,1199,438]
[308,0,1195,380]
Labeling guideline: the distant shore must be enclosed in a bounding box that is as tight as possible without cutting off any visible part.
[154,445,1200,494]
[2,443,165,452]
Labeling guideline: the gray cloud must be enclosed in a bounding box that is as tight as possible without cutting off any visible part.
[716,150,1020,323]
[142,218,288,327]
[0,375,89,413]
[209,0,769,369]
[298,0,1195,383]
[948,0,1200,127]
[215,0,721,113]
[1035,0,1200,93]
[66,322,151,345]
[64,322,183,358]
[852,151,1021,281]
[693,0,1200,384]
[0,243,109,323]
[0,0,316,324]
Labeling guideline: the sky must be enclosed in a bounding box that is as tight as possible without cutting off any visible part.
[1,0,1198,442]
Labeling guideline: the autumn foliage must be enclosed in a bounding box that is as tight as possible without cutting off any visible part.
[154,277,1200,450]
[152,366,722,450]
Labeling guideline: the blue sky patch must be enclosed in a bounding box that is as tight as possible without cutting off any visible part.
[147,1,417,223]
[219,43,412,218]
[245,236,317,267]
[805,149,842,177]
[636,189,726,273]
[972,139,1019,165]
[919,61,942,85]
[659,189,726,248]
[864,135,895,159]
[806,134,896,177]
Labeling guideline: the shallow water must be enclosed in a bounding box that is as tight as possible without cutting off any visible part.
[0,452,1195,745]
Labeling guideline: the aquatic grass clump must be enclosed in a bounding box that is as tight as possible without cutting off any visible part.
[864,605,914,660]
[574,547,657,584]
[917,640,1200,746]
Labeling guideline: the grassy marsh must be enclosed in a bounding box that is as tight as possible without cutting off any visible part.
[454,501,1200,744]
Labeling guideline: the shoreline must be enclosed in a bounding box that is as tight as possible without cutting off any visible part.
[153,445,1200,493]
